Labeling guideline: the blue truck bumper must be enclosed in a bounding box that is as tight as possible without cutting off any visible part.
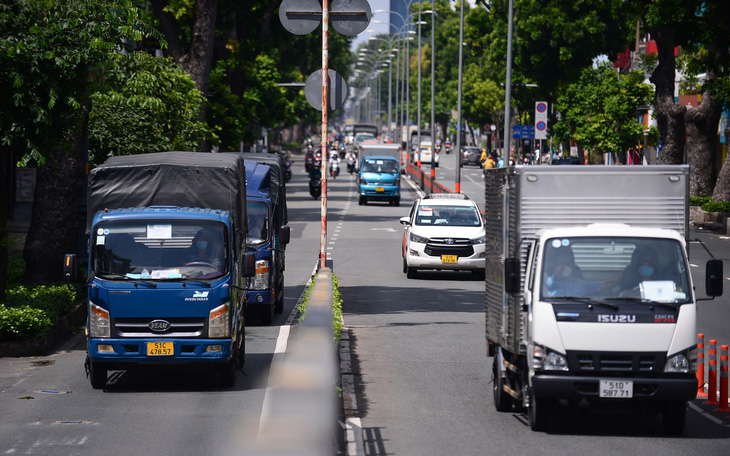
[88,338,233,365]
[359,185,400,198]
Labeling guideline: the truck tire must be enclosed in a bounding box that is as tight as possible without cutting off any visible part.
[89,359,107,389]
[394,197,400,207]
[358,195,364,206]
[274,281,284,314]
[220,359,236,388]
[492,357,513,412]
[662,401,687,435]
[260,304,274,325]
[528,392,549,432]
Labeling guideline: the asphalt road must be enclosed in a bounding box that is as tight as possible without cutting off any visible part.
[1,156,729,456]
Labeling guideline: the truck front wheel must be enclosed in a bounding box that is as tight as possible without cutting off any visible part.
[220,359,236,388]
[528,391,549,432]
[88,358,107,389]
[662,400,687,435]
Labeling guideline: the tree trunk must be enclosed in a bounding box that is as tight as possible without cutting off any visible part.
[686,88,722,197]
[712,124,730,201]
[648,27,686,165]
[23,109,88,285]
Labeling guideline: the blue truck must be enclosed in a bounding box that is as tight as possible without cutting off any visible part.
[358,144,402,206]
[242,156,290,325]
[63,152,255,389]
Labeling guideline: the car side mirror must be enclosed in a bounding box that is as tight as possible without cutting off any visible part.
[280,225,291,245]
[504,258,521,293]
[399,217,410,226]
[706,259,723,297]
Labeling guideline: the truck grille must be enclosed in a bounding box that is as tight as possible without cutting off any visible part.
[568,351,664,375]
[112,318,206,338]
[424,238,474,257]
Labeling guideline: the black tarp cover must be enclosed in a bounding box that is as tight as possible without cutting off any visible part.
[87,152,247,235]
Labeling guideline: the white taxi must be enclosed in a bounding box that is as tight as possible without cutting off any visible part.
[399,193,485,278]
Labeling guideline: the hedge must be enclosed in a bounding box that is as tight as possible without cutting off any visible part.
[0,305,54,341]
[299,273,343,345]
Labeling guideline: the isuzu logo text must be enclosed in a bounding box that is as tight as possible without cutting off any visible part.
[597,314,636,323]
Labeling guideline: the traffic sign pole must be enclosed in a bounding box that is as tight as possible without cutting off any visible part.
[320,0,329,270]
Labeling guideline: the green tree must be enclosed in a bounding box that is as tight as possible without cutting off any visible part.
[0,0,153,286]
[89,52,207,166]
[555,64,654,162]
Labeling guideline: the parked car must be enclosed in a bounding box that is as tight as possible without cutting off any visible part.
[460,147,482,167]
[399,193,486,278]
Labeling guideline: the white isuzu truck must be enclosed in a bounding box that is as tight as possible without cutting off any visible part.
[484,165,723,434]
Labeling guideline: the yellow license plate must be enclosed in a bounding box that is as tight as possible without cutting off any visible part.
[147,341,174,356]
[441,255,458,264]
[375,186,384,192]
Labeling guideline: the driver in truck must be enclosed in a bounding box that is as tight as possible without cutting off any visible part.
[188,228,223,271]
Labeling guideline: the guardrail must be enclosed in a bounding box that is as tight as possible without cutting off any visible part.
[405,162,452,194]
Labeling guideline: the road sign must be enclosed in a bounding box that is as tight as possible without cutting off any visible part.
[305,69,348,111]
[513,125,534,139]
[535,101,548,118]
[535,120,547,140]
[279,0,371,37]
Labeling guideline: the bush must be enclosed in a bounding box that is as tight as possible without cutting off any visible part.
[702,200,730,213]
[690,196,712,207]
[0,305,53,341]
[299,272,343,345]
[0,284,76,341]
[7,255,25,286]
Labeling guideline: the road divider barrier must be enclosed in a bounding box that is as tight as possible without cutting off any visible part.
[704,339,719,406]
[698,333,707,397]
[717,345,730,413]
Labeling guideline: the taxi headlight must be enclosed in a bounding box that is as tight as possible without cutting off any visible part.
[410,232,429,244]
[470,236,486,245]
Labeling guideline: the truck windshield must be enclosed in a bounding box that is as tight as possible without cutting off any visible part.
[540,237,691,304]
[247,201,269,245]
[361,159,398,174]
[91,220,228,280]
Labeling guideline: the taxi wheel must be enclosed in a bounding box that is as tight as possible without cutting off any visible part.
[406,266,417,279]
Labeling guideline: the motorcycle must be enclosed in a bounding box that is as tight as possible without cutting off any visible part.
[330,161,340,178]
[309,176,322,199]
[282,155,293,182]
[346,156,356,174]
[304,152,314,172]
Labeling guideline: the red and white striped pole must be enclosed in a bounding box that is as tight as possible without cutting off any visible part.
[319,0,329,271]
[704,339,719,405]
[697,333,707,397]
[716,345,730,413]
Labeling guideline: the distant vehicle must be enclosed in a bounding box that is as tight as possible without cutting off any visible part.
[352,123,379,138]
[399,193,485,278]
[358,144,401,206]
[460,147,482,167]
[414,141,439,167]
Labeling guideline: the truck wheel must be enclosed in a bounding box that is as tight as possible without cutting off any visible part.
[358,195,364,206]
[220,359,236,388]
[394,198,400,207]
[528,392,549,432]
[274,282,284,314]
[492,357,513,412]
[260,304,274,325]
[662,401,687,435]
[406,267,417,279]
[89,359,107,389]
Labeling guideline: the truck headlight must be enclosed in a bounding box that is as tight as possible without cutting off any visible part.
[209,303,230,338]
[394,177,400,186]
[254,259,269,290]
[532,344,568,371]
[410,232,429,243]
[89,302,110,338]
[664,353,695,374]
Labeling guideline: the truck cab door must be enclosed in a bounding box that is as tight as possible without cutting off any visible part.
[522,239,538,314]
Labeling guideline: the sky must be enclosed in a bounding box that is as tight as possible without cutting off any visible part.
[350,0,479,50]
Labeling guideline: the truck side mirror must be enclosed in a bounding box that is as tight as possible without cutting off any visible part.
[504,258,521,293]
[63,254,78,282]
[280,225,291,245]
[706,259,723,297]
[242,252,256,278]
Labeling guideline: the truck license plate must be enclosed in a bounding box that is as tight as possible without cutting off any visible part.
[375,186,384,192]
[599,380,633,398]
[441,255,458,264]
[147,341,174,356]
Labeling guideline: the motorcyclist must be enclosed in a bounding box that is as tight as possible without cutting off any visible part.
[329,151,341,178]
[345,150,357,173]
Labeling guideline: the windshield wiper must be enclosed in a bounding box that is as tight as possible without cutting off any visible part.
[96,272,157,288]
[179,278,212,287]
[549,296,619,310]
[604,297,678,310]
